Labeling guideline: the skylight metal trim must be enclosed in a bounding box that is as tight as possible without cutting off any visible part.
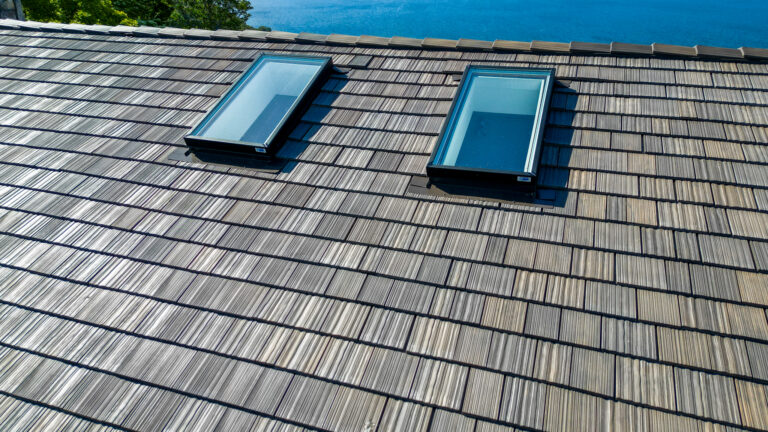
[426,66,555,188]
[184,53,332,156]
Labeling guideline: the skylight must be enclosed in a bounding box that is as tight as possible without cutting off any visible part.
[427,67,554,190]
[185,54,331,155]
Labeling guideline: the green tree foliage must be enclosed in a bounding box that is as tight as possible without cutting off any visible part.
[60,0,136,25]
[22,0,268,30]
[23,0,137,25]
[112,0,172,27]
[168,0,252,30]
[20,0,60,22]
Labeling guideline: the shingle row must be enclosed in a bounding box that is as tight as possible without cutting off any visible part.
[3,20,766,61]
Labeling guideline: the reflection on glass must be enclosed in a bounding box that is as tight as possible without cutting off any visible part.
[192,55,327,146]
[432,68,551,174]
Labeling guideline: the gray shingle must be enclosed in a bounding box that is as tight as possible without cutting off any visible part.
[533,341,572,386]
[616,358,675,409]
[570,348,615,396]
[487,333,537,376]
[674,368,740,423]
[689,264,741,301]
[524,304,561,339]
[559,309,600,347]
[462,369,504,418]
[499,377,546,429]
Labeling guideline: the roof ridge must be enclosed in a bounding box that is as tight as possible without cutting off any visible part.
[1,18,767,62]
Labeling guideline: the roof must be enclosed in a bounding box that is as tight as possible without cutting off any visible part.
[0,18,767,432]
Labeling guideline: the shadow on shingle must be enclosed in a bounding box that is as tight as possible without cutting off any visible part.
[536,81,577,207]
[274,78,348,176]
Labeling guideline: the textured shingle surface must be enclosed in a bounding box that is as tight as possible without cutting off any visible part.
[0,21,767,431]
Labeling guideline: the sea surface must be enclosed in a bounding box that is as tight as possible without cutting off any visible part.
[248,0,768,49]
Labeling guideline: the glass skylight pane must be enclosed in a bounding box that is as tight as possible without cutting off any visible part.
[186,54,329,153]
[428,67,553,180]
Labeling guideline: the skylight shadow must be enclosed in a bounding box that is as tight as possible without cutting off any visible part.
[275,82,346,175]
[535,81,578,208]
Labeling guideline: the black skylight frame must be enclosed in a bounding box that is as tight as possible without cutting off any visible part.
[426,66,555,192]
[183,53,332,157]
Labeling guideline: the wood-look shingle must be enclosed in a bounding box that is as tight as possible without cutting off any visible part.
[0,22,766,432]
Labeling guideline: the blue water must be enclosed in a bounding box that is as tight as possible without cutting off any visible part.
[249,0,768,49]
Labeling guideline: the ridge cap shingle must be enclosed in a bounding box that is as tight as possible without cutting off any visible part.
[0,18,765,62]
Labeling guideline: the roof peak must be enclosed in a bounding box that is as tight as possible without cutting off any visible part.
[1,18,766,62]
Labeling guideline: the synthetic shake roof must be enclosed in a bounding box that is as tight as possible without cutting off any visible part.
[0,18,768,432]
